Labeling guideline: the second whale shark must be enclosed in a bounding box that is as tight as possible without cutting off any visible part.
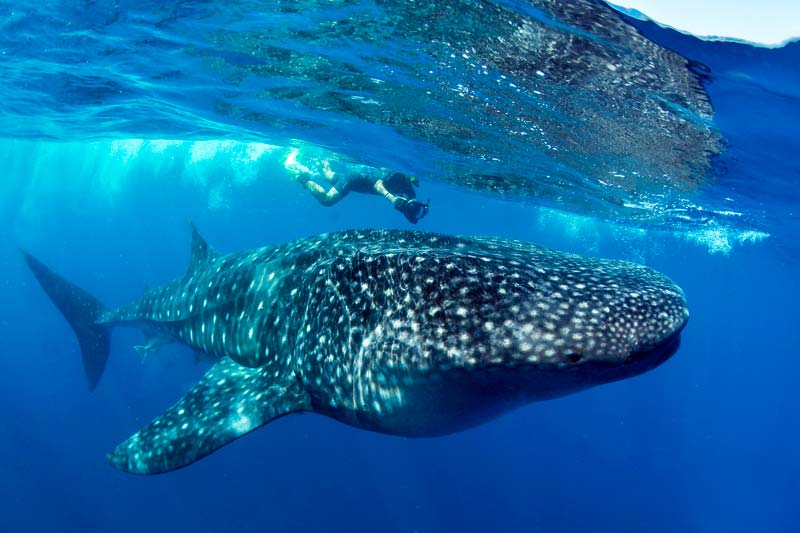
[23,227,688,474]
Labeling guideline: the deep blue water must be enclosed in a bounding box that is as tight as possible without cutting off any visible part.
[1,1,799,532]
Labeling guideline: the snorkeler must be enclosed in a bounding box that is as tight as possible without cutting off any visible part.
[285,151,429,224]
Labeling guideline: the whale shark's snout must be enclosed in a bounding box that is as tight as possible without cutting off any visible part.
[471,256,689,383]
[543,261,689,368]
[614,270,688,371]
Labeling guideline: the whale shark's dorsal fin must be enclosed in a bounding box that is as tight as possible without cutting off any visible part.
[107,357,310,474]
[188,221,216,274]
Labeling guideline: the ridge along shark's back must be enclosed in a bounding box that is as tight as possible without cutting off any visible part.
[22,226,688,474]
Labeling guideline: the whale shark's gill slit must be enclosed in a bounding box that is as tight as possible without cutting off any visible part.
[324,274,363,409]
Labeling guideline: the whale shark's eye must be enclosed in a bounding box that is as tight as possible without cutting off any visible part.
[350,327,363,345]
[567,352,583,364]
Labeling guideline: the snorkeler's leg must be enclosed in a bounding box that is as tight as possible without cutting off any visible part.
[304,180,344,206]
[285,149,312,179]
[320,186,344,206]
[321,160,336,183]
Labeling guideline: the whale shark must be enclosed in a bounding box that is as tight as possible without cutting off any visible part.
[23,226,688,474]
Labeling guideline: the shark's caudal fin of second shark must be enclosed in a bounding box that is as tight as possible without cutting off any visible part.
[21,251,111,390]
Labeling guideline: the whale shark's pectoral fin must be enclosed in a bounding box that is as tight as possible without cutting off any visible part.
[107,357,309,474]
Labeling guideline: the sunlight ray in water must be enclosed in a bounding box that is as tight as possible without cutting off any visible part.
[0,1,793,244]
[0,138,770,254]
[0,0,734,232]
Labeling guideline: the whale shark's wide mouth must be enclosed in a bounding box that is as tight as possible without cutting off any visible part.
[624,328,683,368]
[551,324,686,389]
[555,304,689,379]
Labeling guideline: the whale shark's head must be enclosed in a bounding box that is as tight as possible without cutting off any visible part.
[410,241,689,385]
[341,234,689,429]
[296,232,689,436]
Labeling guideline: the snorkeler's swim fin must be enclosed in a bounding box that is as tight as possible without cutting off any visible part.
[21,251,111,390]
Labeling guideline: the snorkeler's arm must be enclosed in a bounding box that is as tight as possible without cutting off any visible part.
[373,179,399,205]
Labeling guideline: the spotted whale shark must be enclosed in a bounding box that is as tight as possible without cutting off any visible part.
[23,226,688,474]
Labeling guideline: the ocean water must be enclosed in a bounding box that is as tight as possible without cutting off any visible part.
[1,1,798,532]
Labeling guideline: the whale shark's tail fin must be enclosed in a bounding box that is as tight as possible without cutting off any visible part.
[21,251,111,390]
